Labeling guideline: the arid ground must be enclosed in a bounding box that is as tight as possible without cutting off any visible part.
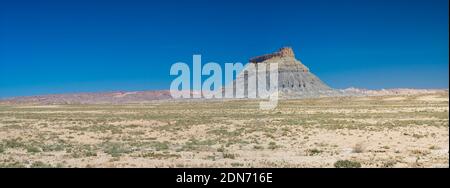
[0,92,448,168]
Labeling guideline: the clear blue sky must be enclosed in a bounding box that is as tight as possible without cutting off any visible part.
[0,0,448,98]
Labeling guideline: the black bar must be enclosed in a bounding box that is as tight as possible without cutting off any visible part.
[1,168,448,186]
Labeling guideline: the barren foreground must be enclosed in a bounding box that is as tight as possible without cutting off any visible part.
[0,93,448,168]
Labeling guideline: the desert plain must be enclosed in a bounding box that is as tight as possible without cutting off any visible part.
[0,92,448,168]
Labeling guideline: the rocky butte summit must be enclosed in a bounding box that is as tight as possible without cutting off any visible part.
[233,47,342,98]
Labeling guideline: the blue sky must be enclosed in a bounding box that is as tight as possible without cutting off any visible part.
[0,0,448,98]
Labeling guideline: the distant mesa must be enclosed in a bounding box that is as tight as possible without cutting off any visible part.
[0,47,447,105]
[239,47,337,98]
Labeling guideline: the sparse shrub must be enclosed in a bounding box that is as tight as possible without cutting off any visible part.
[306,148,322,156]
[205,155,216,161]
[382,160,397,168]
[152,141,169,151]
[102,142,131,157]
[412,134,425,139]
[231,162,244,167]
[139,152,180,159]
[0,162,26,168]
[264,133,275,139]
[381,146,390,150]
[4,138,24,148]
[223,153,236,159]
[30,161,53,168]
[429,145,439,150]
[217,146,225,152]
[253,145,263,150]
[181,138,216,151]
[67,144,97,158]
[42,142,67,152]
[26,145,41,153]
[411,149,430,156]
[83,149,98,157]
[334,160,362,168]
[268,142,279,150]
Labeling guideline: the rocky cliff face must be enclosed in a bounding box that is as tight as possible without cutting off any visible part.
[238,47,340,98]
[249,47,296,63]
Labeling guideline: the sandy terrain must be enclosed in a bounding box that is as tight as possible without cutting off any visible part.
[0,93,448,168]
